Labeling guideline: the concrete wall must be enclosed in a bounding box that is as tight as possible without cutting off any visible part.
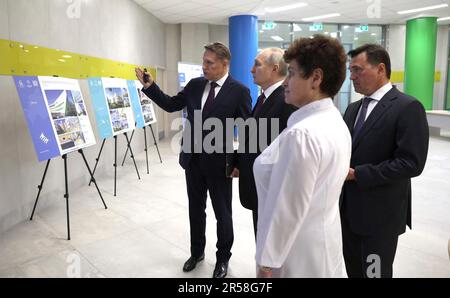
[0,0,176,234]
[180,23,229,64]
[209,24,229,46]
[434,26,449,110]
[163,24,183,138]
[386,24,406,92]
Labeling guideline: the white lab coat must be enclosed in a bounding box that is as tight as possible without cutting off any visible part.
[254,98,351,278]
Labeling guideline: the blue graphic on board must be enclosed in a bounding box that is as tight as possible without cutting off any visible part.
[179,73,186,84]
[13,76,60,162]
[127,80,145,129]
[88,78,113,139]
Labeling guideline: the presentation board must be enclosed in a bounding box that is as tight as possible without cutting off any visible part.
[178,62,203,127]
[88,78,136,139]
[128,80,157,129]
[14,76,96,162]
[178,62,203,90]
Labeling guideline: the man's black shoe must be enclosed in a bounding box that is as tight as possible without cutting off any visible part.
[212,261,228,278]
[183,254,205,272]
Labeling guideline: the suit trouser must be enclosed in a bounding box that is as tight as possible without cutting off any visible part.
[185,156,233,263]
[341,215,399,278]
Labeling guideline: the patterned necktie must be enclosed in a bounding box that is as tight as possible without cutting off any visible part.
[253,93,266,116]
[352,97,373,141]
[203,81,218,116]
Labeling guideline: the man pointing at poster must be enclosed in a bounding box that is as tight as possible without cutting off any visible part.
[136,42,252,278]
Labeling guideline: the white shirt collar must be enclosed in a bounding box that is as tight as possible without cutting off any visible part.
[287,97,334,128]
[367,82,393,101]
[263,80,284,99]
[210,73,229,87]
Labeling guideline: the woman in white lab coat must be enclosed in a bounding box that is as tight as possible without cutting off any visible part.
[254,35,351,278]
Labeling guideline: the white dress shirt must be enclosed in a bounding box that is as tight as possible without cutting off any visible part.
[201,73,229,111]
[354,82,393,125]
[261,80,284,103]
[254,98,351,278]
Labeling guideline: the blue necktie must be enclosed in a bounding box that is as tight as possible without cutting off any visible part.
[352,97,373,141]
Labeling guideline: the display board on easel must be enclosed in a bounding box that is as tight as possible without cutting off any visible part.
[13,75,106,240]
[128,80,157,128]
[14,76,96,162]
[122,80,162,173]
[88,77,141,196]
[88,77,136,138]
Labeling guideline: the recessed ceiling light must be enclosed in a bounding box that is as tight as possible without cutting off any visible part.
[265,3,308,13]
[438,16,450,22]
[397,4,448,15]
[271,36,284,41]
[293,24,302,32]
[302,13,341,22]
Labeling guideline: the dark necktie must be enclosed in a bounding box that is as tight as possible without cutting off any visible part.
[352,97,373,141]
[253,93,266,116]
[203,81,218,116]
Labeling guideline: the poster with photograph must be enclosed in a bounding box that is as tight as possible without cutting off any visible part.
[14,76,96,162]
[128,80,157,129]
[88,78,136,138]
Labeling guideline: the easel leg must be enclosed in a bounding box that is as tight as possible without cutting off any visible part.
[144,126,149,174]
[114,135,117,197]
[150,125,163,163]
[89,139,106,186]
[121,129,135,166]
[30,159,51,221]
[63,154,70,241]
[124,132,141,180]
[79,149,108,210]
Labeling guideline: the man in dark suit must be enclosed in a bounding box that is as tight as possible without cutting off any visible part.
[136,42,252,278]
[231,48,296,238]
[341,44,429,278]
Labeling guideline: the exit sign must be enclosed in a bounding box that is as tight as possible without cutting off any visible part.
[262,22,276,30]
[358,25,369,32]
[309,23,323,31]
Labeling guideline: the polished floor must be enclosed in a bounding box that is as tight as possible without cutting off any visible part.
[0,136,449,278]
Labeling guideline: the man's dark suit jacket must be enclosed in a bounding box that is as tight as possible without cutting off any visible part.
[142,76,252,176]
[238,85,297,210]
[341,86,429,236]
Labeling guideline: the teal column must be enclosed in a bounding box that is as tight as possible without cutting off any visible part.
[404,17,438,110]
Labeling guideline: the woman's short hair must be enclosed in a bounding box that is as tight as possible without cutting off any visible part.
[284,34,347,97]
[204,42,232,61]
